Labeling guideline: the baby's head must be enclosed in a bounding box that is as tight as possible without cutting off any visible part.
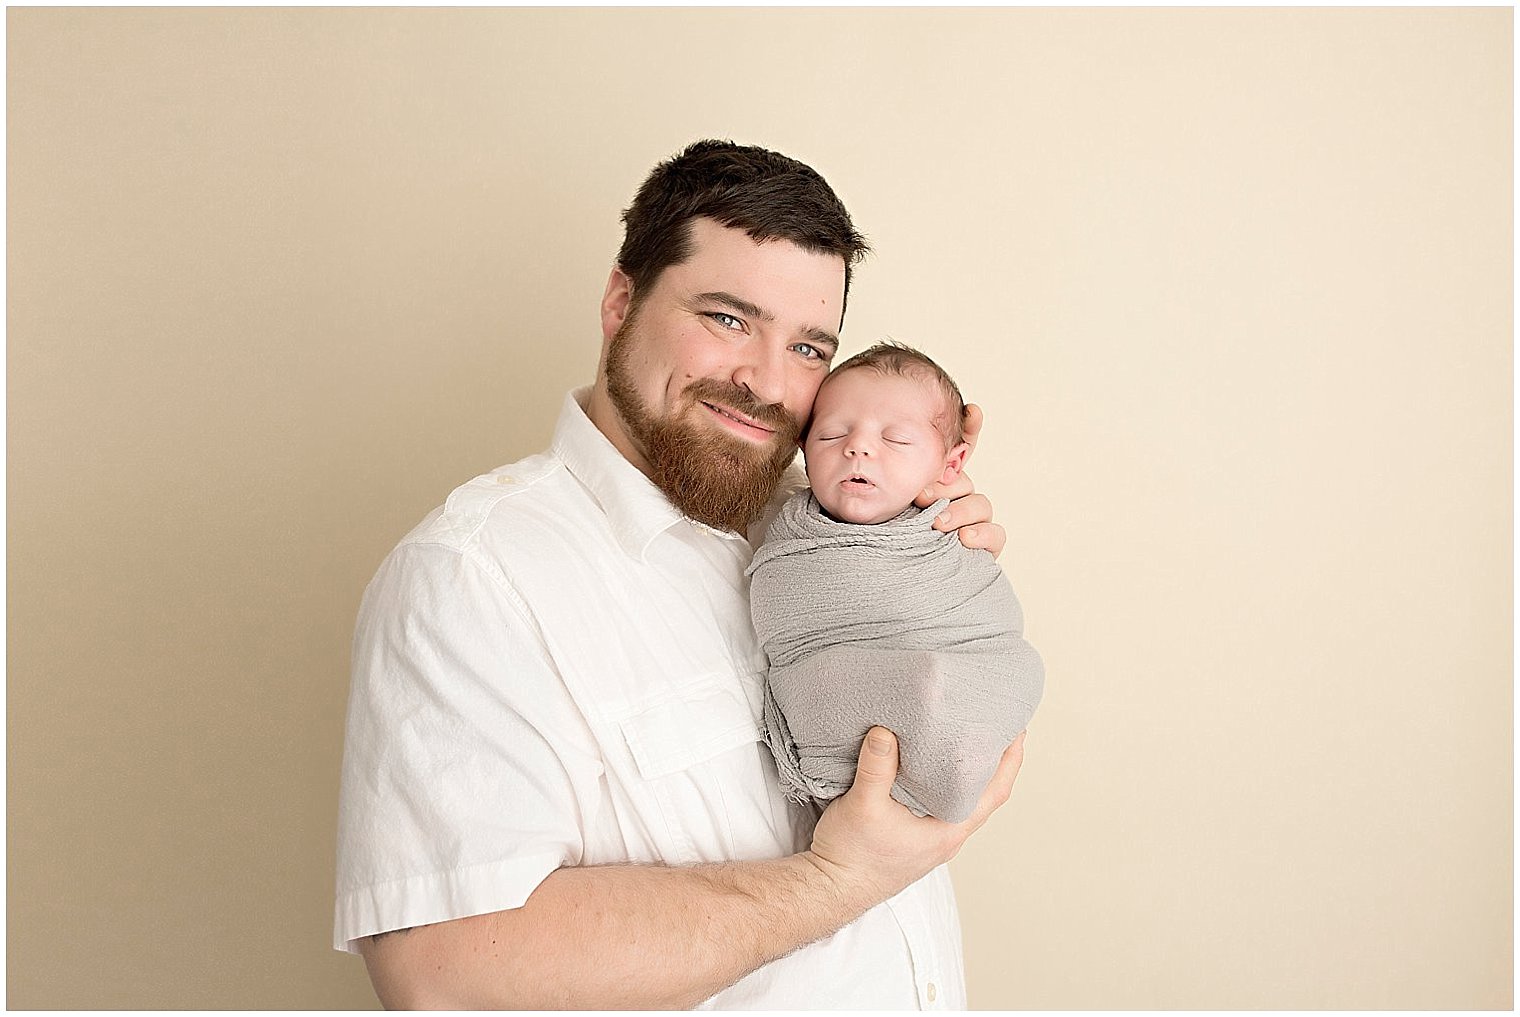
[803,342,971,524]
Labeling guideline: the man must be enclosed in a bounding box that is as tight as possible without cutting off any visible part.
[335,140,1026,1009]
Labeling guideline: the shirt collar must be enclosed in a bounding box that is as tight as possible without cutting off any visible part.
[552,387,735,562]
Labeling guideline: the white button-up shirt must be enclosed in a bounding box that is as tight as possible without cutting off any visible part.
[335,388,966,1009]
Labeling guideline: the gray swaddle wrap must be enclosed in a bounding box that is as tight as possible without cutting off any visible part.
[746,489,1044,823]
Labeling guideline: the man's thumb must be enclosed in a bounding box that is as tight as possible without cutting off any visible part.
[854,726,899,789]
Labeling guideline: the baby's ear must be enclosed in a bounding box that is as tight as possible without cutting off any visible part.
[937,441,972,485]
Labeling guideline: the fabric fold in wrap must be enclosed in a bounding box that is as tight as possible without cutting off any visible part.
[746,490,1044,823]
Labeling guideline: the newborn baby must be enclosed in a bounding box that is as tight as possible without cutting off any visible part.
[746,342,1044,823]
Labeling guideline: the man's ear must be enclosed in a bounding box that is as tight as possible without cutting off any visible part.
[937,441,972,486]
[600,267,634,345]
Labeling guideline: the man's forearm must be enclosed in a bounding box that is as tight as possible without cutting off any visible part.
[363,851,876,1010]
[363,727,1025,1010]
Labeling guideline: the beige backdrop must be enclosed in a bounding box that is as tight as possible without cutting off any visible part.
[7,7,1511,1010]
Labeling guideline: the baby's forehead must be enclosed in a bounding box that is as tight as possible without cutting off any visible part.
[817,366,952,417]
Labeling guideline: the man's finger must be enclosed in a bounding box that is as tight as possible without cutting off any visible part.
[852,726,900,792]
[962,730,1026,830]
[931,492,991,531]
[916,471,975,509]
[955,521,1007,559]
[962,402,985,455]
[991,730,1026,797]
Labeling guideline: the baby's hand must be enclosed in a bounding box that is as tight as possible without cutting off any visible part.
[913,403,1007,559]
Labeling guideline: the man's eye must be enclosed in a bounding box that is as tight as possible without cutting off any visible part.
[792,343,826,361]
[706,312,743,331]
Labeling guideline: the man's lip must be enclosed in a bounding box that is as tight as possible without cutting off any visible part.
[701,401,776,434]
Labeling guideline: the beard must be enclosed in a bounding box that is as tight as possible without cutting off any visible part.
[604,313,803,534]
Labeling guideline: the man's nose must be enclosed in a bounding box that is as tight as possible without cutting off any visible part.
[732,340,787,407]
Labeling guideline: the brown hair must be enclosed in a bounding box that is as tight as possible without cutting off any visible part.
[617,140,871,323]
[822,341,967,447]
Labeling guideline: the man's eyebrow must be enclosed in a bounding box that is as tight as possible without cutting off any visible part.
[800,325,840,356]
[696,291,774,322]
[694,291,840,356]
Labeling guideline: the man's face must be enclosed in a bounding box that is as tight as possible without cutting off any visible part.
[595,218,846,532]
[804,368,960,525]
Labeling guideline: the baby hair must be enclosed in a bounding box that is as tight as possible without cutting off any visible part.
[821,341,966,448]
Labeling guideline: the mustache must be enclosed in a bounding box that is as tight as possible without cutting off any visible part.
[683,378,801,436]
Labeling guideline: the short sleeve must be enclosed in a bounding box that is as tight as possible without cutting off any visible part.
[333,540,605,952]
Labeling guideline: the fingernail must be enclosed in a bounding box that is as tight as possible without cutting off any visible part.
[869,731,892,755]
[921,487,936,501]
[935,512,951,526]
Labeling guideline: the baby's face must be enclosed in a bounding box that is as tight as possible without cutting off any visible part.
[803,368,965,524]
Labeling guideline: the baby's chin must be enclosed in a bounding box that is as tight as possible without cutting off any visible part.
[811,490,912,526]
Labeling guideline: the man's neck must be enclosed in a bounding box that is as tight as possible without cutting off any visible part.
[584,380,654,478]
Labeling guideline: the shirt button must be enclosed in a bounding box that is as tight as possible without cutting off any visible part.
[927,982,937,1003]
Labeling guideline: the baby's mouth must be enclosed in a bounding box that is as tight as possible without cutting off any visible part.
[844,476,874,488]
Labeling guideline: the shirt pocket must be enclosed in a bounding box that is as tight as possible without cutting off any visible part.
[616,670,797,865]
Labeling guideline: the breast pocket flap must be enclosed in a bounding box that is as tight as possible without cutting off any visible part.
[618,678,762,780]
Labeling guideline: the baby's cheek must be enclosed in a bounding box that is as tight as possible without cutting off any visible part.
[801,454,823,488]
[812,483,843,518]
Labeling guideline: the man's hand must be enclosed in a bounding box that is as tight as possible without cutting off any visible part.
[913,403,1007,558]
[804,726,1027,910]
